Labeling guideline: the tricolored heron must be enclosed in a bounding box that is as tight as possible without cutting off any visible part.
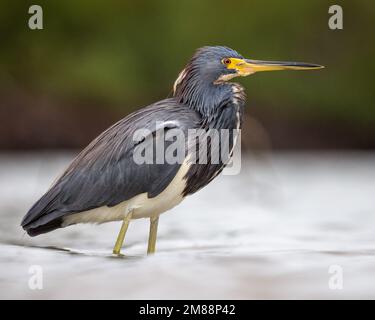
[21,46,323,255]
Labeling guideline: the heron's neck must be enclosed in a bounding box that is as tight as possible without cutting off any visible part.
[173,72,244,121]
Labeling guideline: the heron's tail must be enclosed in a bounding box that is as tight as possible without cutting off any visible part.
[22,217,63,236]
[21,188,65,236]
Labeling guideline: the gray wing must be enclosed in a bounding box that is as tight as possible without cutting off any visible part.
[21,98,201,234]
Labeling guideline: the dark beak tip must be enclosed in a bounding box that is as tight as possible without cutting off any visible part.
[309,63,325,69]
[289,62,325,70]
[289,62,325,69]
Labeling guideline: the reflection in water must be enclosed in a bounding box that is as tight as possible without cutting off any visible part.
[0,152,375,299]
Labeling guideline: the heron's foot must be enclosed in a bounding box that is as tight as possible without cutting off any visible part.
[112,248,124,256]
[147,216,159,255]
[112,212,132,255]
[112,251,125,257]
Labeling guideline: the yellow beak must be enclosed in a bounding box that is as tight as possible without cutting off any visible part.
[228,58,324,76]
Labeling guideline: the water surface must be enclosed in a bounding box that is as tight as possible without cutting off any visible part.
[0,152,374,299]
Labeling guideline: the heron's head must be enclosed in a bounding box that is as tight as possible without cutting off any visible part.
[173,46,323,112]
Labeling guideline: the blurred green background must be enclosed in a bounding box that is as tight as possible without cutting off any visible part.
[0,0,374,149]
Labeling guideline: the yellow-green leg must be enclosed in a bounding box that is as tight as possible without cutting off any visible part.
[113,212,132,255]
[147,216,159,255]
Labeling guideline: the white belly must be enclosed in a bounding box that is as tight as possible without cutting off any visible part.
[62,160,191,226]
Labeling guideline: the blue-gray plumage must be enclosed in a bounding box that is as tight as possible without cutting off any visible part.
[21,46,323,254]
[22,102,201,235]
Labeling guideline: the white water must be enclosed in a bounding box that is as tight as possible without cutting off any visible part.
[0,152,374,299]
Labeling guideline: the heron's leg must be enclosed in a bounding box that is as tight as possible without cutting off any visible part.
[113,211,133,255]
[147,216,159,255]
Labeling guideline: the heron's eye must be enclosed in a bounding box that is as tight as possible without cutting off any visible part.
[222,58,231,66]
